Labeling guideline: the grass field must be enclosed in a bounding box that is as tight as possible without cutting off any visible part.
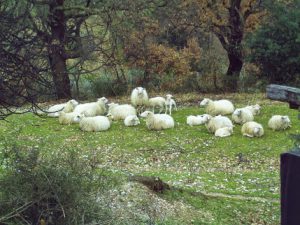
[0,93,299,224]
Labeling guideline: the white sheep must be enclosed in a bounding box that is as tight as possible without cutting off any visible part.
[268,115,291,131]
[124,115,140,126]
[108,103,137,120]
[74,97,108,117]
[73,114,113,132]
[241,121,264,137]
[140,111,174,130]
[165,94,177,115]
[215,127,233,137]
[47,99,79,117]
[130,87,149,114]
[232,108,254,124]
[148,97,166,113]
[58,111,82,125]
[200,98,234,116]
[205,115,233,133]
[186,114,212,126]
[244,104,261,116]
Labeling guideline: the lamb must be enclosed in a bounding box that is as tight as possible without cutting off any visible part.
[140,111,174,130]
[268,115,291,131]
[148,97,166,113]
[73,113,113,132]
[108,103,137,120]
[244,104,261,116]
[165,94,177,115]
[74,97,108,117]
[58,111,82,125]
[200,98,234,116]
[124,115,140,126]
[130,87,149,114]
[232,108,254,124]
[205,115,233,133]
[215,127,233,137]
[241,121,264,137]
[186,114,212,126]
[47,99,79,117]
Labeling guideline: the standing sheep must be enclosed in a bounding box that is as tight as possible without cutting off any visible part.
[124,115,140,126]
[165,94,177,115]
[186,114,211,126]
[148,97,166,113]
[140,111,174,130]
[131,87,149,115]
[241,121,264,137]
[232,108,254,124]
[47,99,79,117]
[73,114,113,132]
[245,104,261,116]
[108,103,137,120]
[58,111,82,125]
[205,115,233,133]
[74,97,108,117]
[215,127,233,137]
[200,98,234,116]
[268,115,291,131]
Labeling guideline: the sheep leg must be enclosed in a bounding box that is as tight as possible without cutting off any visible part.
[169,105,172,115]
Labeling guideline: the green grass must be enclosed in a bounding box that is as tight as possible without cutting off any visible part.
[0,93,299,224]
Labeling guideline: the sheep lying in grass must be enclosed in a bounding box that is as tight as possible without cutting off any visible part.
[186,114,211,126]
[47,99,79,117]
[73,113,113,132]
[108,103,137,120]
[74,97,108,117]
[200,98,234,116]
[205,115,233,133]
[245,104,261,116]
[58,111,82,125]
[165,94,177,115]
[241,121,264,137]
[131,87,149,114]
[148,97,166,113]
[268,115,291,131]
[215,127,233,137]
[124,115,140,126]
[140,111,174,130]
[232,108,254,124]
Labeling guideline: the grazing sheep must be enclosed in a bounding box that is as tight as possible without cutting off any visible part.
[74,97,108,117]
[232,108,254,124]
[124,115,140,126]
[241,121,264,137]
[165,94,177,115]
[47,99,79,117]
[215,127,233,137]
[268,115,291,131]
[244,104,261,116]
[186,114,212,126]
[131,87,149,114]
[58,111,82,125]
[200,98,234,116]
[73,114,113,132]
[148,97,166,113]
[108,103,137,120]
[205,115,233,133]
[140,111,174,130]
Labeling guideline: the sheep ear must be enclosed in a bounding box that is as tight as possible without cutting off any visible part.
[281,116,285,120]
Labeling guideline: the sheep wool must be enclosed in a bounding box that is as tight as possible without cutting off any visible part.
[165,94,177,115]
[186,114,211,126]
[268,115,291,131]
[74,97,108,117]
[200,98,234,116]
[148,97,166,113]
[76,115,112,132]
[140,111,174,130]
[47,99,79,117]
[131,87,149,114]
[58,111,82,125]
[108,103,137,120]
[124,115,140,126]
[232,108,254,124]
[241,121,264,137]
[215,127,233,137]
[205,115,233,133]
[245,104,261,116]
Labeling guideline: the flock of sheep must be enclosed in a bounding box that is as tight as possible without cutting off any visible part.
[43,87,292,137]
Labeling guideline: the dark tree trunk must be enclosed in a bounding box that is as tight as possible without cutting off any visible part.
[48,0,71,99]
[225,51,243,91]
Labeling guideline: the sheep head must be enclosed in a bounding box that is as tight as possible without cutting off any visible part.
[199,98,210,107]
[140,111,153,118]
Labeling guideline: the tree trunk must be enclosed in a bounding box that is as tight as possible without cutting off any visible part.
[225,51,243,92]
[48,0,71,99]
